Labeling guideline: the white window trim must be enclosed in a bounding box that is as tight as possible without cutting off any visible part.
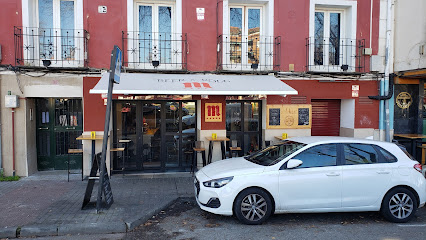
[309,0,357,72]
[21,0,84,67]
[127,0,182,70]
[222,0,274,71]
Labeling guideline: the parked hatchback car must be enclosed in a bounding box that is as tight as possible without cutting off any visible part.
[194,136,426,225]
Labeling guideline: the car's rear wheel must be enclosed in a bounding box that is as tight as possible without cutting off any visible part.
[233,188,272,225]
[381,187,418,223]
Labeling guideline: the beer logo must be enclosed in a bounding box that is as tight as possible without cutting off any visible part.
[396,92,412,109]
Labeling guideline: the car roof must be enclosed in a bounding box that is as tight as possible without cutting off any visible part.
[287,136,394,147]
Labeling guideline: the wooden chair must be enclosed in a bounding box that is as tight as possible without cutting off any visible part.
[110,147,125,176]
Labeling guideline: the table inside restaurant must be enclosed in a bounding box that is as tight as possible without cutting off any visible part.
[393,134,426,160]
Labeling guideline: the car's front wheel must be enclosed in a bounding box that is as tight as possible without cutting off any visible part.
[233,188,272,225]
[381,187,418,223]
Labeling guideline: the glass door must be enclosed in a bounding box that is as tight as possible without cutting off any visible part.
[226,101,261,156]
[113,100,196,172]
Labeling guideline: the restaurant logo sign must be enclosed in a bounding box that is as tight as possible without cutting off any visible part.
[396,92,412,109]
[183,82,212,89]
[205,103,222,122]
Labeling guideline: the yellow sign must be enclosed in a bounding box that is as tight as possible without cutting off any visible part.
[267,104,312,129]
[396,92,412,109]
[205,103,222,122]
[91,131,96,139]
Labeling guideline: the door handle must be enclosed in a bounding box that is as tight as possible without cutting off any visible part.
[376,170,390,174]
[66,127,76,130]
[38,127,48,130]
[326,172,340,176]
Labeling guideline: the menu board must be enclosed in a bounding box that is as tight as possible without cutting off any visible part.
[298,108,310,125]
[269,108,281,126]
[267,104,312,129]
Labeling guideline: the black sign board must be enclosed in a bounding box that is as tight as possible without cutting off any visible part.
[269,108,280,126]
[82,153,114,210]
[298,108,310,125]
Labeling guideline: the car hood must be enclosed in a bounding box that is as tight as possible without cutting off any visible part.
[200,157,265,179]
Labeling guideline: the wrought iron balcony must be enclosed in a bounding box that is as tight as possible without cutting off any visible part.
[14,27,89,68]
[122,31,187,70]
[306,37,365,73]
[217,34,280,72]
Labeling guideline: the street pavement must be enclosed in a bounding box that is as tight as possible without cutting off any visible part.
[0,171,194,239]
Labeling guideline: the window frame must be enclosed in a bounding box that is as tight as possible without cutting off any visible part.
[128,0,182,70]
[308,0,357,72]
[222,0,274,71]
[22,0,84,67]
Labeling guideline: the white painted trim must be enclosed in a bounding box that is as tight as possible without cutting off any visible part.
[309,0,357,72]
[222,0,274,71]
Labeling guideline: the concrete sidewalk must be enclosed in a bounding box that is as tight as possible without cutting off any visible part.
[0,171,194,238]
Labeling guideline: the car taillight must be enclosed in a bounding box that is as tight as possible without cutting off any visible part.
[414,164,423,174]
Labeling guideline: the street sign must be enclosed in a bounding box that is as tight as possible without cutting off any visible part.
[111,45,122,84]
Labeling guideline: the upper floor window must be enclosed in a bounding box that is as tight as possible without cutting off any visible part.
[17,0,86,67]
[219,0,277,72]
[124,0,186,70]
[307,0,361,73]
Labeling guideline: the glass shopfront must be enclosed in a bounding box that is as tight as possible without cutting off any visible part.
[112,100,196,172]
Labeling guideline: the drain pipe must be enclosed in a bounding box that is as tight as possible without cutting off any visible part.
[12,108,16,176]
[369,0,393,142]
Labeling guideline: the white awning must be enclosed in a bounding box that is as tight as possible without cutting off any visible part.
[90,72,298,96]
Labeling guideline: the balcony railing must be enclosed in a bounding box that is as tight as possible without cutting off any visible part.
[14,27,89,68]
[217,34,280,72]
[122,31,187,71]
[306,37,365,73]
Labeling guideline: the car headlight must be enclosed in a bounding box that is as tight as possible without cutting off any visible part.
[203,177,234,188]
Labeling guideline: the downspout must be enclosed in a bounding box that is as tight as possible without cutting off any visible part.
[368,0,393,142]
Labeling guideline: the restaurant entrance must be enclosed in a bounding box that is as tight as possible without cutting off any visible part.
[112,100,196,172]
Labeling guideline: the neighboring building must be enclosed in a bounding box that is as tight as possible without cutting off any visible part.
[393,0,426,137]
[0,0,385,177]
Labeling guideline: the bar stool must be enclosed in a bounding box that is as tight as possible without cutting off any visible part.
[229,140,242,158]
[110,145,125,175]
[119,139,131,172]
[67,148,83,182]
[192,141,207,173]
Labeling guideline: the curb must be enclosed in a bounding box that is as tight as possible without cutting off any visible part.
[0,198,178,238]
[125,197,178,231]
[0,227,17,239]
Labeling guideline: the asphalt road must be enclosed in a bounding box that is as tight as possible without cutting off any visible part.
[125,198,426,240]
[19,197,426,240]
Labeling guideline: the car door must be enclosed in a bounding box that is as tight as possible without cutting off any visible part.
[341,143,394,208]
[278,143,342,211]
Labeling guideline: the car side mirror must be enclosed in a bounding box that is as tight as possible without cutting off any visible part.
[286,159,303,169]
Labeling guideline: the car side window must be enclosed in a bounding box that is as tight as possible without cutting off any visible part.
[293,144,337,168]
[377,147,398,163]
[344,144,379,165]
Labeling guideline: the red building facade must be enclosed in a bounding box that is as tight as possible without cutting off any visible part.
[0,0,383,176]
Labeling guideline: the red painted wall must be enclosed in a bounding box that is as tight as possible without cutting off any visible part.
[83,77,106,131]
[0,0,22,65]
[83,0,126,69]
[201,95,226,130]
[275,0,309,72]
[183,0,219,71]
[276,80,379,129]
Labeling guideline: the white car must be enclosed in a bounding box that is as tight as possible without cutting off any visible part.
[194,136,426,225]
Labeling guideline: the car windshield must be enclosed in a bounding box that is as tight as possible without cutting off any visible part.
[244,141,306,166]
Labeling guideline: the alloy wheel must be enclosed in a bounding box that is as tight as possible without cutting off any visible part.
[240,193,268,221]
[389,192,414,220]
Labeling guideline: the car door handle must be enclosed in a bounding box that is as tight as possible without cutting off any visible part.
[326,172,340,177]
[376,170,390,174]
